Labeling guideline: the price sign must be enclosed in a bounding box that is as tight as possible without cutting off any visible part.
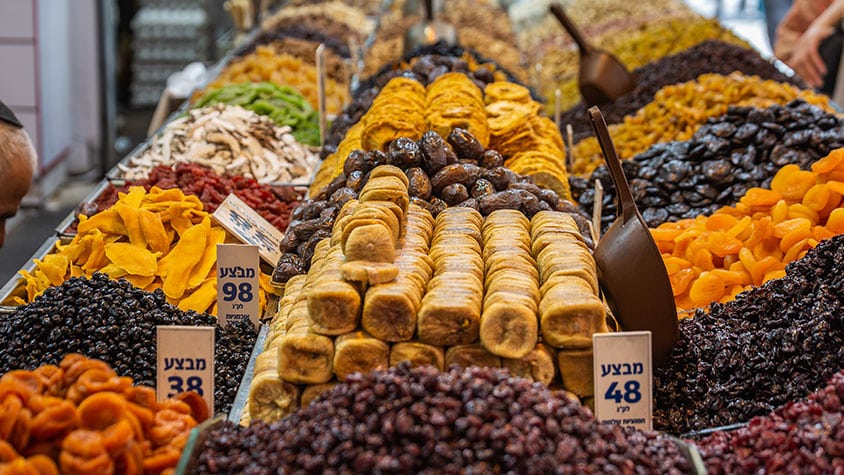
[156,326,215,414]
[592,331,652,431]
[212,193,283,265]
[217,244,260,328]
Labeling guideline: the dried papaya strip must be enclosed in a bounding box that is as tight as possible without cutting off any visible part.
[29,401,77,441]
[77,392,126,431]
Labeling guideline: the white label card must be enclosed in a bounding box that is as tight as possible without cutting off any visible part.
[156,326,215,414]
[212,193,283,265]
[592,331,653,431]
[217,244,260,328]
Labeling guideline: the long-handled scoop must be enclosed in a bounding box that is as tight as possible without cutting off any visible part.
[589,106,678,367]
[550,4,635,106]
[404,0,458,54]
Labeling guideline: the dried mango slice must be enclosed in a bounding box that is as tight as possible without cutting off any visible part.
[139,209,169,254]
[117,186,146,209]
[34,254,69,287]
[187,227,226,290]
[76,209,126,236]
[104,243,158,277]
[176,277,217,314]
[114,203,146,249]
[162,217,210,300]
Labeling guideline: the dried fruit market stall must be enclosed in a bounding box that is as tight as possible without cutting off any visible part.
[0,0,842,473]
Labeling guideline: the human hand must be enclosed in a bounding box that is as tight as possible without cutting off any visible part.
[789,23,837,88]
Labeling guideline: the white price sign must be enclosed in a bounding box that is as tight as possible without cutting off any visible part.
[156,326,215,414]
[592,331,653,431]
[217,244,260,328]
[212,193,283,265]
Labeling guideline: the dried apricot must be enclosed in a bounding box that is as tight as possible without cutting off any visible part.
[669,268,696,297]
[811,148,844,174]
[77,393,126,431]
[742,188,782,207]
[29,401,77,441]
[688,271,726,307]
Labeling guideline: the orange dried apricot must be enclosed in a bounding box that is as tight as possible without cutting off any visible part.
[78,392,126,431]
[172,392,209,424]
[26,455,59,475]
[669,268,696,297]
[142,447,181,474]
[741,188,782,207]
[29,401,77,441]
[826,208,844,234]
[707,231,743,257]
[101,420,133,457]
[704,213,738,232]
[0,441,17,463]
[770,165,816,201]
[811,148,844,174]
[802,184,831,212]
[688,271,726,307]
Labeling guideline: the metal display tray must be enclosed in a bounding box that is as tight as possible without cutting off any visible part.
[0,236,64,312]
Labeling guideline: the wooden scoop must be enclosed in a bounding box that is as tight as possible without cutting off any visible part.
[589,106,678,367]
[550,4,635,106]
[403,0,458,54]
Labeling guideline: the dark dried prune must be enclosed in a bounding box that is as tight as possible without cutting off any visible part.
[441,183,469,205]
[480,150,504,169]
[344,149,369,176]
[470,178,495,198]
[405,167,432,200]
[478,190,523,215]
[418,131,449,174]
[387,137,422,169]
[447,128,485,161]
[430,164,470,194]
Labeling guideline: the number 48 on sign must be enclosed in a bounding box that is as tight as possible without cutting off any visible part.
[592,331,653,431]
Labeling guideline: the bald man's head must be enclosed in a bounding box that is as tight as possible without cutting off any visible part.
[0,122,35,247]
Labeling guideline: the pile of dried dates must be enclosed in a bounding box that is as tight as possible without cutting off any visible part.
[274,128,589,284]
